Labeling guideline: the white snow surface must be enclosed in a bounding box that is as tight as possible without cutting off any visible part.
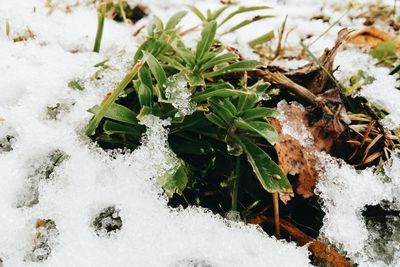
[1,0,400,266]
[0,0,312,266]
[316,152,400,266]
[334,49,400,130]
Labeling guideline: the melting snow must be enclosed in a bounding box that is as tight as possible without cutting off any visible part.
[0,0,311,266]
[334,49,400,130]
[1,0,400,266]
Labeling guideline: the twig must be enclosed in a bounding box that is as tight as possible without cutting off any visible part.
[257,69,333,115]
[231,156,241,211]
[274,15,288,59]
[272,192,280,239]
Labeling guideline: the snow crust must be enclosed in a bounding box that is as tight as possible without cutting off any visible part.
[335,49,400,130]
[1,0,399,266]
[317,153,400,266]
[0,0,311,266]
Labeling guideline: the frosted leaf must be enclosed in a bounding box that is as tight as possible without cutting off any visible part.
[165,73,196,117]
[276,100,314,147]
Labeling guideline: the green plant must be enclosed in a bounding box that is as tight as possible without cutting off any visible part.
[187,5,274,35]
[93,2,106,53]
[86,10,292,218]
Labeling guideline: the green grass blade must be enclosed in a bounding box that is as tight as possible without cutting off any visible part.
[300,41,341,89]
[195,21,217,61]
[210,6,229,20]
[145,53,167,98]
[93,5,106,53]
[85,61,144,136]
[88,103,138,125]
[186,5,206,22]
[240,107,279,121]
[192,88,250,102]
[200,52,238,71]
[248,30,274,48]
[166,11,188,30]
[204,60,260,78]
[222,15,274,35]
[219,6,271,27]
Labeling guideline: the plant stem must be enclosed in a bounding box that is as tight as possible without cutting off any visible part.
[272,192,280,239]
[231,156,241,211]
[93,5,105,53]
[119,0,127,23]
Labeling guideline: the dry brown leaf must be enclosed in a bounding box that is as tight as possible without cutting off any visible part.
[272,101,345,199]
[347,26,400,49]
[306,28,352,94]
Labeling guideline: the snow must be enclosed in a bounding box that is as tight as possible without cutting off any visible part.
[165,74,195,117]
[0,0,311,266]
[334,49,400,130]
[316,152,400,266]
[276,101,314,147]
[1,0,399,266]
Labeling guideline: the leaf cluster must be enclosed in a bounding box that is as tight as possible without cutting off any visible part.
[86,9,292,213]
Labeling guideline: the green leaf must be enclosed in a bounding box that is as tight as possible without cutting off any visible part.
[192,88,250,102]
[204,60,260,78]
[240,107,279,121]
[370,40,396,61]
[200,52,238,71]
[209,6,229,20]
[138,83,153,107]
[188,72,205,87]
[137,106,153,120]
[147,16,164,35]
[171,141,214,155]
[248,30,275,48]
[175,46,195,67]
[88,103,138,125]
[195,21,217,61]
[137,66,154,107]
[103,120,142,139]
[165,11,188,30]
[235,135,292,194]
[186,5,206,22]
[134,38,156,63]
[234,118,278,145]
[160,161,188,197]
[138,65,153,90]
[205,112,226,128]
[223,15,274,35]
[209,98,236,122]
[85,62,143,135]
[145,53,167,98]
[236,93,258,113]
[219,6,271,26]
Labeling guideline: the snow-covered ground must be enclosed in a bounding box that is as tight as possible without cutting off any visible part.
[0,0,399,266]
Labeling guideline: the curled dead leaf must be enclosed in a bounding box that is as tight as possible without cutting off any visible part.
[272,101,345,199]
[347,26,400,49]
